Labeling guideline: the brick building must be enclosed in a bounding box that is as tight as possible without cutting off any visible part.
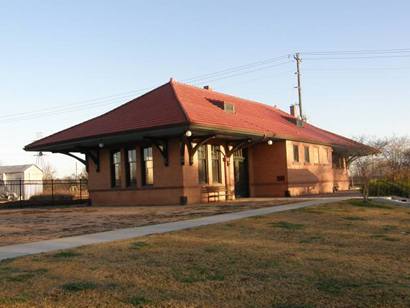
[25,80,371,205]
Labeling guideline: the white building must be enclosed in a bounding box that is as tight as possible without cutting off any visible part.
[0,164,43,200]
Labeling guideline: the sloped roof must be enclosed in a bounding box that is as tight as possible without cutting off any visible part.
[25,79,366,151]
[0,164,41,174]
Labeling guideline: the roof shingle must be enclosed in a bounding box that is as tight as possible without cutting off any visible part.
[25,80,365,150]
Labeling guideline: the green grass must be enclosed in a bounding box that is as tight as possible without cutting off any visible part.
[52,251,82,258]
[343,216,366,221]
[129,241,150,250]
[61,281,97,292]
[127,295,150,306]
[315,278,361,295]
[271,221,305,230]
[347,199,393,209]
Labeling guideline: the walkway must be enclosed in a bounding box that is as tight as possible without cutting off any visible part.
[0,197,350,261]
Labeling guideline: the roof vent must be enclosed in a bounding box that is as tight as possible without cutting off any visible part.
[203,85,212,91]
[207,99,235,114]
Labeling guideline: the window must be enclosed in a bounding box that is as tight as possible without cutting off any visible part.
[293,144,299,162]
[304,146,310,163]
[313,147,320,164]
[197,145,208,184]
[211,145,222,183]
[125,148,137,186]
[326,149,331,164]
[142,146,154,185]
[111,150,121,187]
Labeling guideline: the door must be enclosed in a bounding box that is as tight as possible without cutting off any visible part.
[233,149,249,198]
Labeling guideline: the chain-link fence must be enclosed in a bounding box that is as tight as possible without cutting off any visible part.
[0,179,88,204]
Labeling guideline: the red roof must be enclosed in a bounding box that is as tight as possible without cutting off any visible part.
[26,79,365,150]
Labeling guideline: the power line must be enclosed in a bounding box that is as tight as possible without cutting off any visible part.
[303,54,410,60]
[0,89,151,121]
[182,54,289,83]
[189,60,292,85]
[2,48,410,124]
[301,48,410,55]
[0,55,293,123]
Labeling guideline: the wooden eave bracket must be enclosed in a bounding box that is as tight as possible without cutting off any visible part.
[181,135,216,165]
[56,152,87,166]
[145,137,169,166]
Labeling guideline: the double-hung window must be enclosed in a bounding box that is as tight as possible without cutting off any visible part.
[197,145,208,184]
[125,148,137,186]
[293,145,300,163]
[304,146,310,163]
[111,150,121,187]
[211,145,222,183]
[142,146,154,185]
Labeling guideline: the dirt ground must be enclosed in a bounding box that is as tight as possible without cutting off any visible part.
[0,198,300,246]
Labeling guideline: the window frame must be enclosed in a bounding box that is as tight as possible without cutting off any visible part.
[304,145,310,163]
[313,147,320,164]
[141,146,154,186]
[293,144,300,163]
[211,145,222,184]
[197,145,208,184]
[110,150,122,188]
[125,148,137,187]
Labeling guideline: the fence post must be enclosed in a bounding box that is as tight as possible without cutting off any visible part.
[19,179,22,203]
[79,178,82,200]
[51,179,54,205]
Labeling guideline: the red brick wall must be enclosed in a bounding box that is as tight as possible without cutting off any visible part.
[248,141,288,197]
[88,138,185,206]
[286,141,334,196]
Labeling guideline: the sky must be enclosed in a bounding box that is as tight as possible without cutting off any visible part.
[0,0,409,176]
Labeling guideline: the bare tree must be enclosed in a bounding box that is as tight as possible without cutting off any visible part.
[382,136,410,181]
[42,162,56,180]
[350,136,387,201]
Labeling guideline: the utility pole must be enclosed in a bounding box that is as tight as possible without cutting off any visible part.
[294,52,303,119]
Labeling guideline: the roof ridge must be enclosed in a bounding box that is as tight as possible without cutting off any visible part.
[169,79,191,123]
[172,80,288,116]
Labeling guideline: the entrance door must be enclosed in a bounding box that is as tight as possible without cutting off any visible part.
[233,149,249,198]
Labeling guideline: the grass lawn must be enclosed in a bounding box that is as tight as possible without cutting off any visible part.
[0,199,409,307]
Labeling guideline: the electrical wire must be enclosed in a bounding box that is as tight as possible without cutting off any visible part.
[2,48,410,123]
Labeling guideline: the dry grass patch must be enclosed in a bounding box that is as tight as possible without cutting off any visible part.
[0,199,409,307]
[0,199,298,246]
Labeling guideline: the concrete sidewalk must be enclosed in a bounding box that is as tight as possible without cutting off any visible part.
[0,197,349,261]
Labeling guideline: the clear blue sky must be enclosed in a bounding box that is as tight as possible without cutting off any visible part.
[1,1,409,176]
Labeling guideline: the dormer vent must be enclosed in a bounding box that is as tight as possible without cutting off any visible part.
[207,99,235,114]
